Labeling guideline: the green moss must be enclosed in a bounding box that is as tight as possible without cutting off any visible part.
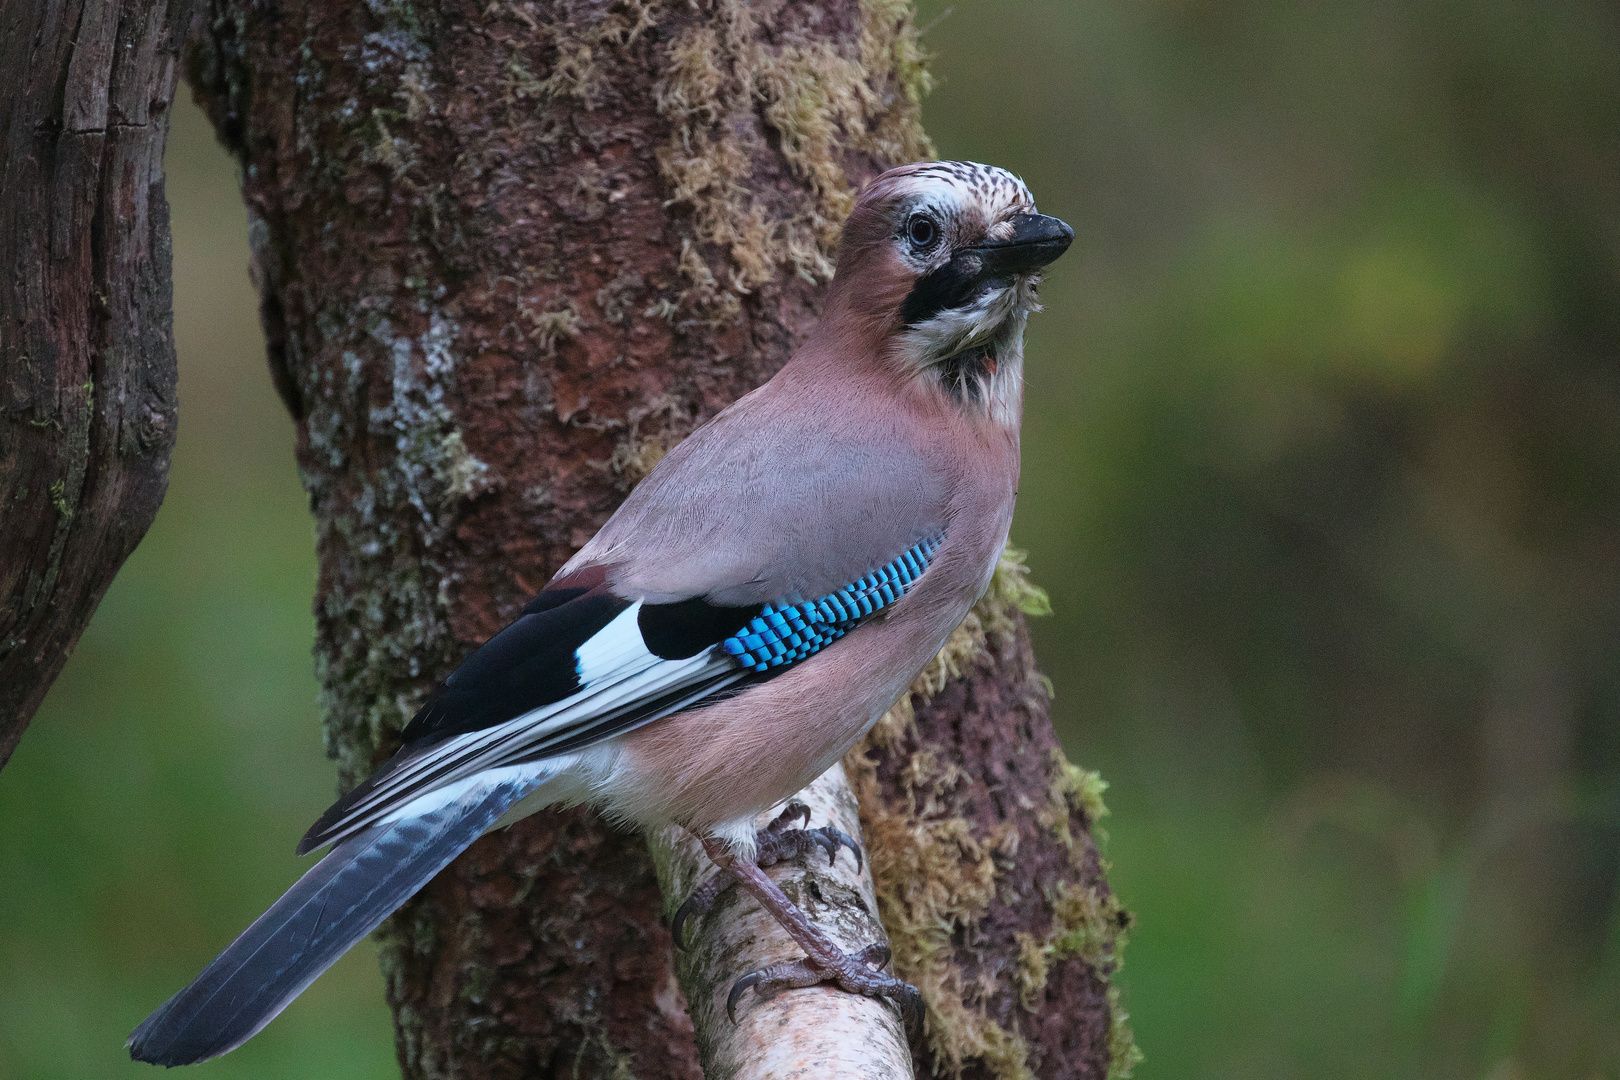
[887,546,1052,715]
[651,0,935,317]
[845,783,1030,1079]
[437,430,490,498]
[1106,981,1145,1080]
[1025,865,1140,1080]
[1013,931,1048,1013]
[1048,880,1126,967]
[569,1025,641,1080]
[365,107,418,179]
[605,436,669,487]
[845,551,1035,1077]
[459,961,495,1004]
[987,546,1053,620]
[1041,742,1142,1078]
[1043,747,1111,851]
[494,0,663,111]
[517,298,582,354]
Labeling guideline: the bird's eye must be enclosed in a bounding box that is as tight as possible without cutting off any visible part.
[906,214,939,251]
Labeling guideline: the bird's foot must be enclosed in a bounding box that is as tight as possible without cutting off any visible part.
[727,942,923,1034]
[691,829,921,1036]
[672,801,861,948]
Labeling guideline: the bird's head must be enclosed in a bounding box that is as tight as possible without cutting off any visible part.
[824,161,1073,423]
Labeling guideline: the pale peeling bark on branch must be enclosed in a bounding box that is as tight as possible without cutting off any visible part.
[652,765,913,1080]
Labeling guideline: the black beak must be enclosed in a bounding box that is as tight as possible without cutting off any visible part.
[900,212,1075,328]
[970,212,1074,276]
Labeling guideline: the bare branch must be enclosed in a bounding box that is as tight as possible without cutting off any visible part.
[653,765,914,1080]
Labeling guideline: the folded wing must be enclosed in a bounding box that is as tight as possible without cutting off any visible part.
[299,533,944,855]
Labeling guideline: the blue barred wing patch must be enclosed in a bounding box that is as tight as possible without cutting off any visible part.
[721,534,944,672]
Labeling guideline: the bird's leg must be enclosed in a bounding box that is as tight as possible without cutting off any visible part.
[671,800,861,948]
[698,836,923,1035]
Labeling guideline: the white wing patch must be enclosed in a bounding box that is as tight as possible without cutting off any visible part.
[309,608,747,851]
[575,602,655,685]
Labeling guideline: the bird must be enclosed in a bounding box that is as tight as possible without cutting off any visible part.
[127,159,1072,1066]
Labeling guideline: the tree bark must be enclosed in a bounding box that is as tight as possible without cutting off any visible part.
[186,0,1134,1076]
[0,0,190,770]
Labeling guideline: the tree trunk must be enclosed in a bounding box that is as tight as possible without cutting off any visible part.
[0,0,190,770]
[186,0,1136,1076]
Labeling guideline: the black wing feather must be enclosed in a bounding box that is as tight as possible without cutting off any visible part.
[401,590,629,745]
[637,596,762,659]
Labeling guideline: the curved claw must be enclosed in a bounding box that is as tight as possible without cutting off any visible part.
[671,867,736,949]
[724,943,922,1037]
[855,942,891,970]
[813,826,863,871]
[895,981,925,1038]
[849,942,922,1037]
[804,829,836,865]
[727,970,768,1024]
[671,894,702,951]
[773,801,813,832]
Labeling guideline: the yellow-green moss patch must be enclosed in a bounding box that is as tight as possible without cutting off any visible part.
[652,0,934,317]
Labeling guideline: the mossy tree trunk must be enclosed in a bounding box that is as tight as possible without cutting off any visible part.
[186,0,1135,1076]
[0,0,190,770]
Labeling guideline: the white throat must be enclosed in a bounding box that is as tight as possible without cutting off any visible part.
[894,277,1038,427]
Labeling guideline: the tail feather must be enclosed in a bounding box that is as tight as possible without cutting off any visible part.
[127,770,541,1066]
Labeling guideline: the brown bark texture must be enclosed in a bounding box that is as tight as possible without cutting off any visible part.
[0,0,190,770]
[847,607,1135,1079]
[185,0,1134,1077]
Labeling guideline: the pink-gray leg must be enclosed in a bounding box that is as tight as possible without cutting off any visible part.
[697,834,922,1035]
[671,801,861,948]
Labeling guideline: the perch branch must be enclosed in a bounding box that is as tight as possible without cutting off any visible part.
[652,764,915,1080]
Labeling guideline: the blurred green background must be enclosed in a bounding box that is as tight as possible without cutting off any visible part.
[3,1,1618,1077]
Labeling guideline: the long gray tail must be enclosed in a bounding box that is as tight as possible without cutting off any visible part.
[127,772,539,1066]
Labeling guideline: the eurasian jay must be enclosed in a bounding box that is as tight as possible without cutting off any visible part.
[128,160,1072,1066]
